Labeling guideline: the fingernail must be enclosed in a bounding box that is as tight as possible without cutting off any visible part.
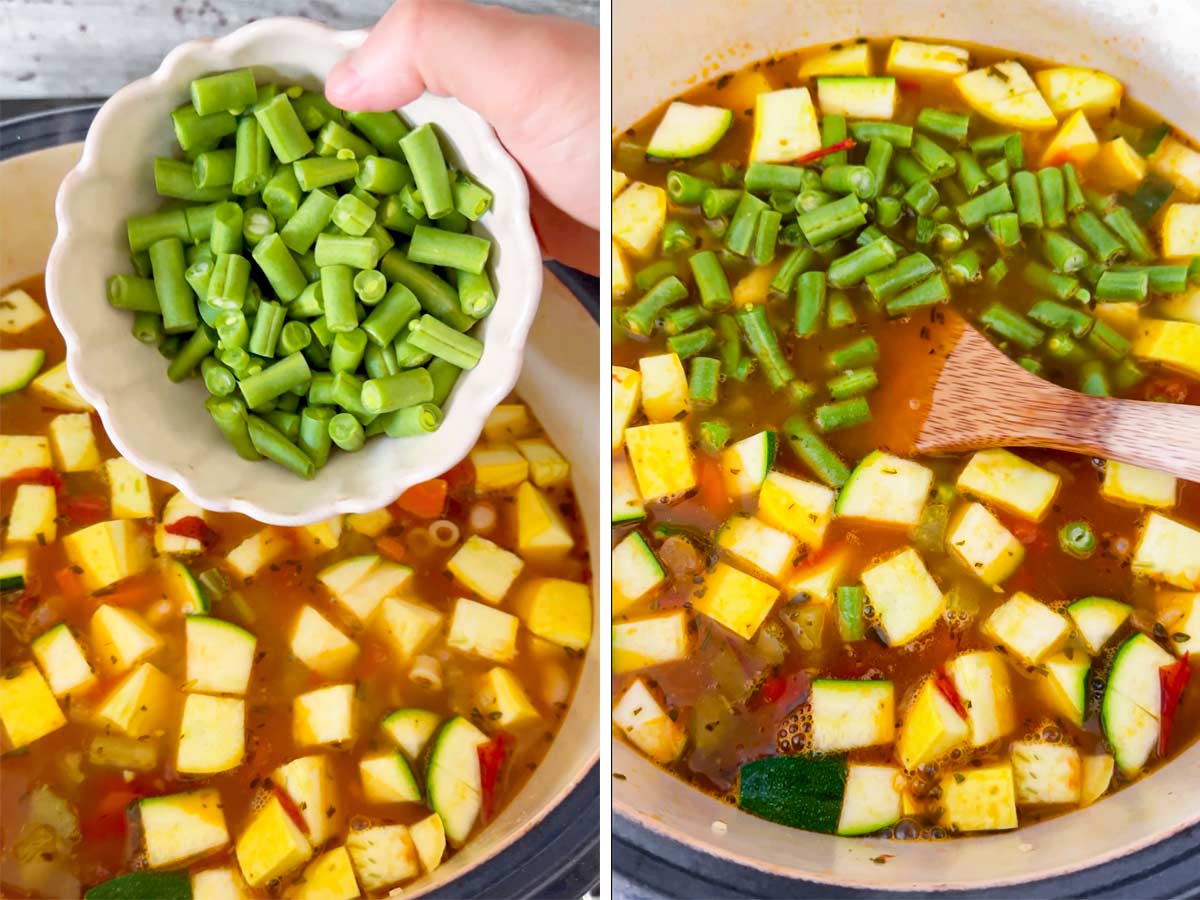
[327,57,364,102]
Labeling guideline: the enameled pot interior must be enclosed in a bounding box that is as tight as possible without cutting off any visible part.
[0,143,600,899]
[613,0,1200,889]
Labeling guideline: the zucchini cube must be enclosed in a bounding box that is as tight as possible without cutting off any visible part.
[897,677,969,770]
[513,578,592,651]
[91,604,162,673]
[983,592,1070,664]
[6,483,57,544]
[612,532,666,617]
[289,605,360,677]
[95,663,172,737]
[817,76,898,120]
[861,548,945,646]
[1011,741,1082,805]
[30,623,96,698]
[809,679,895,753]
[286,847,359,900]
[938,762,1018,832]
[0,662,66,749]
[48,412,100,471]
[225,526,288,579]
[1040,651,1090,725]
[274,754,341,846]
[1132,512,1200,589]
[469,443,529,492]
[185,616,256,695]
[837,764,904,837]
[1102,461,1178,509]
[515,437,570,488]
[235,795,313,887]
[139,789,229,869]
[293,683,357,748]
[374,596,444,663]
[476,667,541,728]
[886,39,970,79]
[956,448,1061,522]
[447,534,524,602]
[945,501,1025,585]
[382,708,443,762]
[64,518,152,591]
[359,751,422,804]
[755,471,835,550]
[347,824,419,892]
[717,515,798,584]
[516,481,575,562]
[177,694,245,774]
[751,88,821,163]
[613,610,690,674]
[694,562,779,640]
[0,435,51,478]
[106,457,153,518]
[625,422,696,503]
[447,598,519,663]
[612,452,646,525]
[1068,595,1131,654]
[612,678,686,764]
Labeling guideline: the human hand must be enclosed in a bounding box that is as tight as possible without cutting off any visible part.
[326,0,600,275]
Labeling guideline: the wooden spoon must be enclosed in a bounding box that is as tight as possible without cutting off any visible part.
[885,311,1200,483]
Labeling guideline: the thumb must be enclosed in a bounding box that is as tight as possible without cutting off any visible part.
[325,0,599,232]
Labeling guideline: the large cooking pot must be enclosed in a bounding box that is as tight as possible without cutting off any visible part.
[0,111,599,899]
[613,0,1200,891]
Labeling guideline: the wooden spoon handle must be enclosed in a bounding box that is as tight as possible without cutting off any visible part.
[997,384,1200,484]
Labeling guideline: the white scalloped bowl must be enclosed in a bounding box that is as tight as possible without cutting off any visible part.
[46,17,542,525]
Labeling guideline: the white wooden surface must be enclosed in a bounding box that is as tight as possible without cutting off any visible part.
[1,0,597,98]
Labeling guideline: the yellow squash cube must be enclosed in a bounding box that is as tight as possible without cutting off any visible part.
[886,39,970,79]
[289,606,360,677]
[611,366,641,450]
[625,422,696,503]
[140,789,229,869]
[514,578,592,651]
[177,694,245,775]
[896,677,969,769]
[810,680,895,753]
[613,610,689,674]
[91,604,162,673]
[0,287,47,333]
[786,546,851,604]
[48,412,99,471]
[226,527,288,579]
[938,763,1018,832]
[410,813,446,874]
[955,61,1057,130]
[346,824,419,893]
[95,663,172,737]
[516,481,575,562]
[638,353,689,422]
[374,596,444,663]
[274,755,342,846]
[515,437,570,488]
[484,403,535,442]
[750,88,822,163]
[236,795,313,887]
[6,483,57,544]
[192,867,251,900]
[293,683,357,748]
[1133,512,1200,589]
[0,435,51,478]
[31,623,96,697]
[1150,135,1200,199]
[1133,319,1200,379]
[694,562,779,640]
[1039,109,1098,167]
[0,663,66,749]
[755,471,835,549]
[945,501,1025,585]
[1092,137,1146,192]
[346,508,392,537]
[861,548,945,646]
[476,667,541,728]
[1102,461,1177,509]
[106,457,153,518]
[717,515,798,584]
[1033,66,1123,117]
[297,516,343,553]
[447,534,524,602]
[612,678,686,764]
[612,242,632,300]
[799,43,871,78]
[1093,301,1141,336]
[1012,741,1082,805]
[612,169,629,199]
[64,518,152,591]
[469,443,529,492]
[156,492,208,555]
[956,448,1061,521]
[946,651,1016,747]
[31,361,93,411]
[447,597,520,662]
[286,847,359,900]
[983,592,1070,664]
[612,182,667,257]
[1163,203,1200,257]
